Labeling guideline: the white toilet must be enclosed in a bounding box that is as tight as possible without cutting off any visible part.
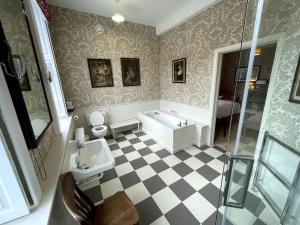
[86,111,108,139]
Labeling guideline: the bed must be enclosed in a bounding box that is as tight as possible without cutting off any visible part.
[217,99,241,119]
[215,98,241,139]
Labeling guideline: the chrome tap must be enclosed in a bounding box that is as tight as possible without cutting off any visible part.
[77,140,84,149]
[177,121,182,127]
[183,120,188,126]
[76,140,84,156]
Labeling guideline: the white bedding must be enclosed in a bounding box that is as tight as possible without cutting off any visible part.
[217,100,241,119]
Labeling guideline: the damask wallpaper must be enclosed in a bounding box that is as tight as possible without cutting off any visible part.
[159,0,247,108]
[48,0,299,151]
[258,0,300,150]
[49,6,160,109]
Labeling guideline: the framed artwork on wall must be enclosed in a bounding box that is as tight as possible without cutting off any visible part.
[87,58,114,88]
[235,65,261,82]
[289,54,300,104]
[121,58,141,86]
[172,58,186,83]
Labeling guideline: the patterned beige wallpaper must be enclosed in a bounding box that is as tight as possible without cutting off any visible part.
[159,0,247,108]
[48,0,299,152]
[258,0,300,150]
[49,6,160,109]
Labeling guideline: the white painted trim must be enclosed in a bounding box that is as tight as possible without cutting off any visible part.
[0,68,42,209]
[0,130,29,224]
[156,0,221,35]
[23,0,60,135]
[209,33,284,146]
[29,0,68,119]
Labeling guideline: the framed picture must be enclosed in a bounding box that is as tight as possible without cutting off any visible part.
[87,58,113,88]
[289,55,300,104]
[172,58,186,83]
[121,58,141,86]
[19,72,31,91]
[235,65,261,82]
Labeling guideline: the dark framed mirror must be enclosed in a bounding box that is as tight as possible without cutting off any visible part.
[0,0,52,149]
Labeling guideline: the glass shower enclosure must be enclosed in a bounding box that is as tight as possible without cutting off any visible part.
[219,0,300,224]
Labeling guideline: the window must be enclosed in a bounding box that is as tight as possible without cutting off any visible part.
[254,133,300,222]
[30,0,67,118]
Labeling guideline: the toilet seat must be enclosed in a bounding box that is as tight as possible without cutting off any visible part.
[91,125,107,139]
[92,125,107,133]
[88,111,107,139]
[89,111,104,126]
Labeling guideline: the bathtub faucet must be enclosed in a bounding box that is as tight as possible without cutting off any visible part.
[177,121,182,127]
[183,120,188,126]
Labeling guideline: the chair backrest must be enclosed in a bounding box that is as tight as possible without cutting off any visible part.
[62,172,96,225]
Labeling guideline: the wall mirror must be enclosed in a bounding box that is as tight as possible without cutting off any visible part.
[0,0,52,149]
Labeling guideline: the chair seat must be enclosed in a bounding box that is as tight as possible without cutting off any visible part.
[94,192,139,225]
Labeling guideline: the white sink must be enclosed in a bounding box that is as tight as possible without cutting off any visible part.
[68,139,115,181]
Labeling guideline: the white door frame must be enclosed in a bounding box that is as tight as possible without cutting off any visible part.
[208,33,285,147]
[0,129,30,224]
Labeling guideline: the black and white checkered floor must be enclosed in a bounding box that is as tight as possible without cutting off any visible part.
[80,129,226,225]
[79,129,268,225]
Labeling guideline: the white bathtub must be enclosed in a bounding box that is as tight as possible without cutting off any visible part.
[137,110,196,153]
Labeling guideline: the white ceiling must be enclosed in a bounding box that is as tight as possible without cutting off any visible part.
[47,0,220,35]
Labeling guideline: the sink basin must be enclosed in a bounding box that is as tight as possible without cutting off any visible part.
[68,139,115,181]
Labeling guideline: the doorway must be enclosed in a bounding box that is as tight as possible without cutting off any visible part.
[214,44,277,153]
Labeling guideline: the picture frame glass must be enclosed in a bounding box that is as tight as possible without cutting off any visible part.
[88,58,113,88]
[235,66,260,82]
[121,58,141,86]
[172,58,186,83]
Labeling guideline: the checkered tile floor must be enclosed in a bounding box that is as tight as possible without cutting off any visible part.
[80,129,226,225]
[79,129,268,225]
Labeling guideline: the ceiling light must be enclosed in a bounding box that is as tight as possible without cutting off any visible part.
[112,0,125,23]
[112,13,125,23]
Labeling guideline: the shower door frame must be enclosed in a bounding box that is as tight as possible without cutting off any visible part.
[217,0,289,223]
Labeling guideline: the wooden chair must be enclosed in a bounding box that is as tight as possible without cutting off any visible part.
[62,172,139,225]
